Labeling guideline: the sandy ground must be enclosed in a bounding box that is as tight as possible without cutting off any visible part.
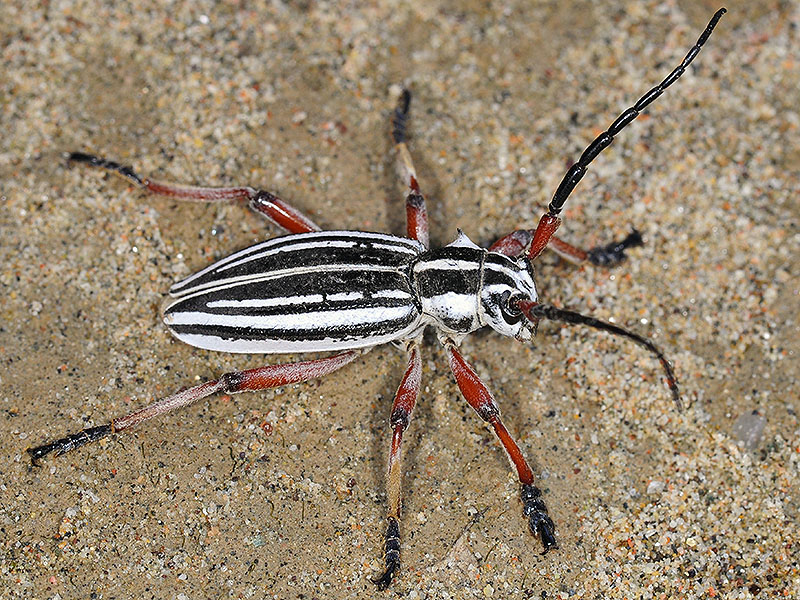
[2,1,798,598]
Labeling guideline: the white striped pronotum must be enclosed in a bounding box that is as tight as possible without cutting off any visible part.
[29,8,725,589]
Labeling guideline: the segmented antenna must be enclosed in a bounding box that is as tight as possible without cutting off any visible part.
[547,8,726,218]
[518,301,681,409]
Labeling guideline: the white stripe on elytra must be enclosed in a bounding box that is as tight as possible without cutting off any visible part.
[168,263,401,300]
[414,259,480,272]
[217,240,356,273]
[203,290,409,310]
[164,305,416,330]
[370,242,420,254]
[170,318,425,354]
[373,289,413,300]
[327,291,363,302]
[206,294,325,309]
[171,231,423,293]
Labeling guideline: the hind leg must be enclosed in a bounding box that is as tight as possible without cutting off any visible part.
[67,152,321,233]
[28,351,360,462]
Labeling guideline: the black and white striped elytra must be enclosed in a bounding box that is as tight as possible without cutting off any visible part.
[164,229,538,353]
[31,9,726,589]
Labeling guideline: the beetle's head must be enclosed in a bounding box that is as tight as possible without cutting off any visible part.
[479,253,538,341]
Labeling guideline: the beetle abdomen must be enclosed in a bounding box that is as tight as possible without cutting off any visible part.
[164,231,425,353]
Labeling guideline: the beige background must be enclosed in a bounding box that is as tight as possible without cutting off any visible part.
[2,1,798,598]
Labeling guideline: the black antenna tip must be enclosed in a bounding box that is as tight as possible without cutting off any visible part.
[67,151,98,164]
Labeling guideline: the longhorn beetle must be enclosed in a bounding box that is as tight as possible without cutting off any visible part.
[29,9,725,589]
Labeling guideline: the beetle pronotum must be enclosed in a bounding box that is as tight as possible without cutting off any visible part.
[29,9,725,588]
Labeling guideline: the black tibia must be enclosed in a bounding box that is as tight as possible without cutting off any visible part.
[521,483,557,552]
[392,89,412,145]
[373,516,401,590]
[586,229,643,266]
[67,152,144,186]
[28,424,112,463]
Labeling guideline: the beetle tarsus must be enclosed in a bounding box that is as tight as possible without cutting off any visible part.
[521,483,557,552]
[66,152,145,186]
[391,89,412,145]
[373,516,401,590]
[28,424,112,464]
[586,228,644,266]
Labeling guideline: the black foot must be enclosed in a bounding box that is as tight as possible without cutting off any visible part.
[521,483,557,552]
[372,516,401,590]
[586,229,643,267]
[27,424,112,464]
[391,89,411,145]
[66,152,144,186]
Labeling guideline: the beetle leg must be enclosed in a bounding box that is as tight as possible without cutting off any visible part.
[247,190,321,234]
[489,228,643,266]
[373,341,422,590]
[66,152,321,234]
[487,229,533,257]
[445,343,557,553]
[28,351,360,463]
[392,90,430,249]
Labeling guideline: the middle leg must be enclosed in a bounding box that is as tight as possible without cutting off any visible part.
[445,342,557,552]
[391,90,430,248]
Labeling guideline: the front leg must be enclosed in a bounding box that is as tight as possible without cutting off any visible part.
[489,228,643,266]
[67,152,321,234]
[445,343,557,552]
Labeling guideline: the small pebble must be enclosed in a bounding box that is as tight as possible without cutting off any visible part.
[732,411,767,451]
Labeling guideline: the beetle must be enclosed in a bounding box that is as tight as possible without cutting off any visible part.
[29,9,725,589]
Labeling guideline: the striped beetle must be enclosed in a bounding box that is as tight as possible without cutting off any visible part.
[29,9,725,589]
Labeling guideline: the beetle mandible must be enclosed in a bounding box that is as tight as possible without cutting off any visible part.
[29,8,726,589]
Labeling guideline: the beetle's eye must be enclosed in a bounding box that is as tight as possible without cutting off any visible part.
[499,291,523,324]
